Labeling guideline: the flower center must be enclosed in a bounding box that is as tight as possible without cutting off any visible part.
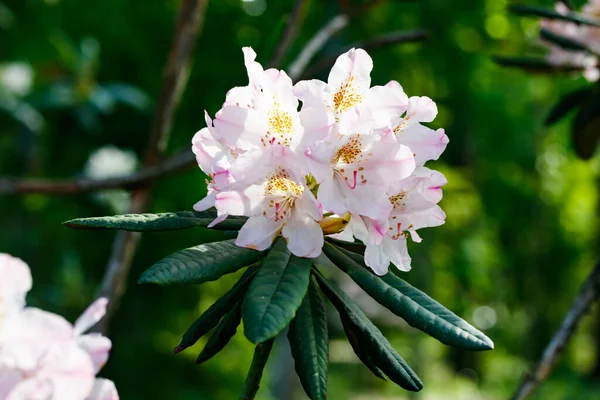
[330,136,368,189]
[264,102,294,147]
[332,75,363,113]
[264,168,304,221]
[389,192,406,208]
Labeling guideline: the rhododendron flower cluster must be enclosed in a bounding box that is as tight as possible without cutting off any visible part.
[192,47,448,275]
[541,1,600,82]
[0,254,118,400]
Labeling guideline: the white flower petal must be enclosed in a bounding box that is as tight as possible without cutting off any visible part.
[236,216,283,251]
[74,298,108,336]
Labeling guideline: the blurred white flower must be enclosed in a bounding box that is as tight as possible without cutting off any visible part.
[0,63,34,96]
[84,145,138,180]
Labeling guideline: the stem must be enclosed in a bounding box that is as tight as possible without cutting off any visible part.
[93,0,209,334]
[240,339,275,400]
[268,0,308,69]
[0,149,195,195]
[511,261,600,400]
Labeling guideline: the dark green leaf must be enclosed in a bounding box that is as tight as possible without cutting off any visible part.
[138,239,266,286]
[493,56,584,74]
[314,270,422,392]
[326,244,494,351]
[243,238,312,343]
[175,265,258,354]
[546,87,593,126]
[195,301,243,364]
[325,237,365,256]
[288,278,329,400]
[339,315,386,381]
[572,91,600,159]
[63,210,247,232]
[509,4,600,27]
[540,28,589,52]
[240,339,275,400]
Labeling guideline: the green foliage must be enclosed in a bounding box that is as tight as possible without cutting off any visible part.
[242,238,312,344]
[509,4,600,27]
[288,279,329,400]
[175,265,258,353]
[539,28,589,52]
[138,240,265,286]
[195,301,243,365]
[314,270,423,392]
[324,244,493,351]
[64,210,247,232]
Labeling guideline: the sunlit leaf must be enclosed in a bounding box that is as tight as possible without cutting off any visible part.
[323,244,494,351]
[175,265,258,353]
[243,238,312,343]
[195,301,243,364]
[138,239,265,286]
[314,270,423,392]
[63,210,247,232]
[288,278,328,400]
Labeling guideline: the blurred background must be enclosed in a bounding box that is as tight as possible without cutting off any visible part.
[1,0,599,399]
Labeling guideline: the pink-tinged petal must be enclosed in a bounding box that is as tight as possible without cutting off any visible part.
[363,216,386,246]
[296,190,322,222]
[88,379,119,400]
[242,47,263,90]
[194,191,216,212]
[361,85,408,125]
[385,80,403,89]
[236,216,283,251]
[0,254,32,313]
[293,79,330,109]
[229,149,271,184]
[262,69,297,110]
[396,125,448,166]
[74,298,108,335]
[207,212,229,228]
[345,184,393,221]
[305,144,335,183]
[364,244,390,276]
[78,334,112,373]
[224,86,253,108]
[421,169,447,204]
[407,96,437,123]
[384,236,412,272]
[6,378,53,400]
[0,367,23,399]
[368,143,416,184]
[213,106,261,149]
[328,48,373,97]
[282,215,324,258]
[215,185,264,217]
[397,204,446,233]
[297,107,335,150]
[191,128,232,174]
[44,344,96,400]
[315,178,347,216]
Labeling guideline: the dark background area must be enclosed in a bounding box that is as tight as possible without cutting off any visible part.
[1,0,599,398]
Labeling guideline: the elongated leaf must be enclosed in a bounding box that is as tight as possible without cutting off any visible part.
[545,87,592,126]
[340,315,386,381]
[196,301,243,364]
[240,339,275,400]
[493,56,584,74]
[243,238,312,343]
[63,210,247,232]
[327,245,494,351]
[325,237,365,256]
[509,4,600,27]
[540,28,589,52]
[175,265,258,354]
[139,240,266,286]
[288,278,328,400]
[572,91,600,159]
[314,270,422,392]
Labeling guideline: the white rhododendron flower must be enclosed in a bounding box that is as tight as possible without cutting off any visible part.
[540,2,600,82]
[193,46,448,274]
[0,254,119,400]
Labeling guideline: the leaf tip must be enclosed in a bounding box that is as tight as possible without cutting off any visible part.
[173,344,186,355]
